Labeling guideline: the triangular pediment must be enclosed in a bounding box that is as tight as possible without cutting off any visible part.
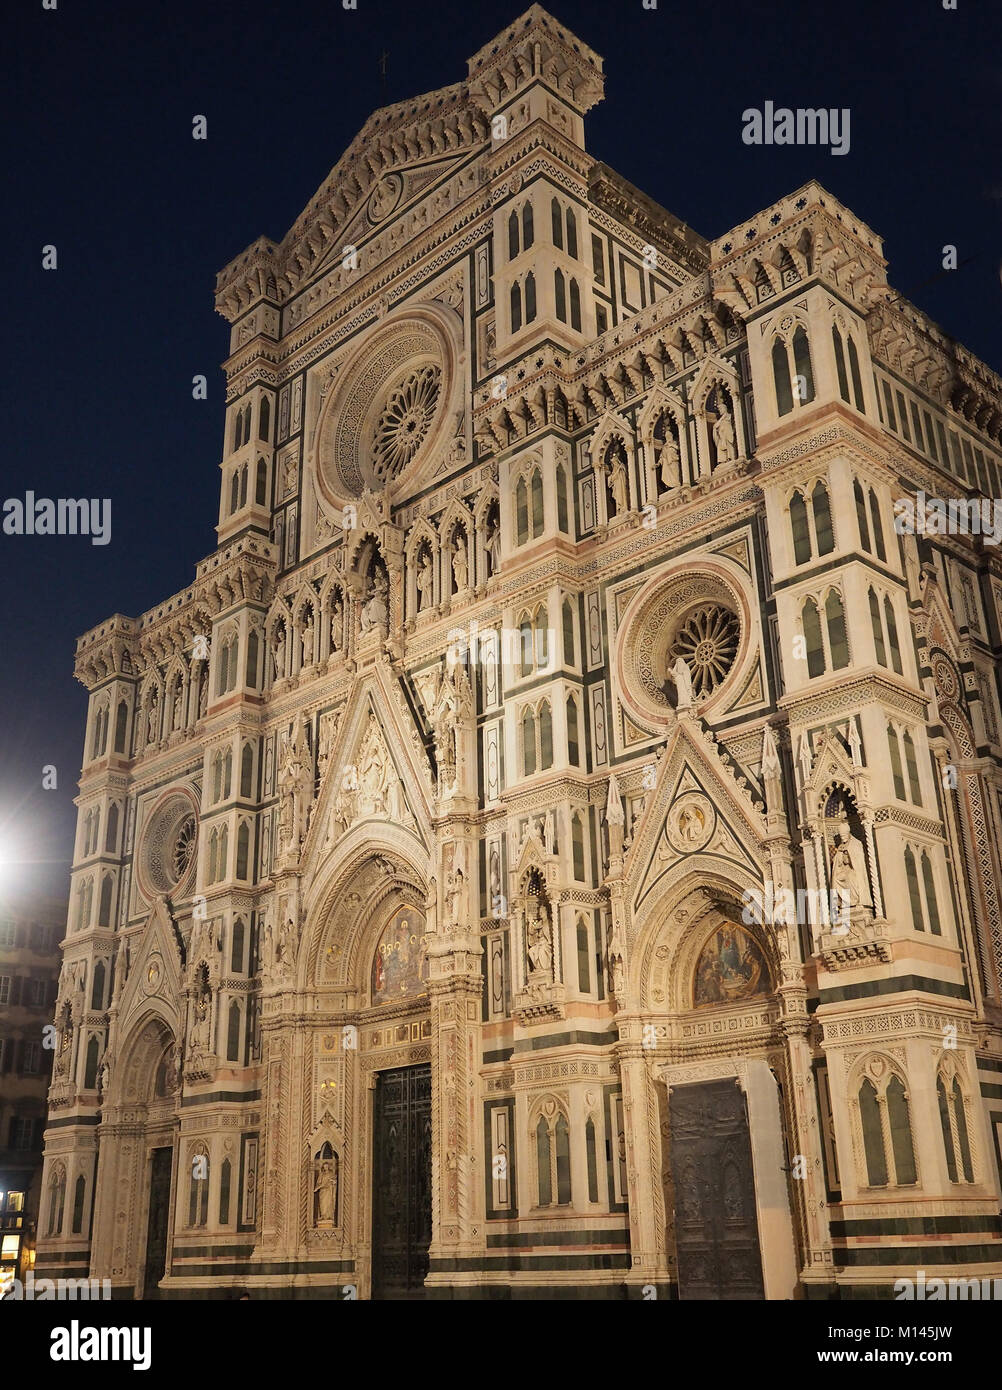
[302,665,433,880]
[116,895,185,1034]
[627,713,768,916]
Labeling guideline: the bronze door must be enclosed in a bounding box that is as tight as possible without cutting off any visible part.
[668,1079,765,1299]
[142,1146,173,1299]
[372,1064,432,1299]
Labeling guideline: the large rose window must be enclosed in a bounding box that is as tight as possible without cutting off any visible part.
[372,365,442,484]
[668,604,739,698]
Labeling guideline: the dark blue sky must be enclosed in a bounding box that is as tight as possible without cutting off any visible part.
[3,0,1000,900]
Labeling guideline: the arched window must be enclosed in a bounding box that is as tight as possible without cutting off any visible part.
[585,1116,599,1202]
[48,1166,66,1237]
[832,326,850,402]
[533,605,548,666]
[524,271,536,323]
[554,269,566,322]
[84,1035,100,1089]
[98,874,113,928]
[904,845,924,931]
[207,830,218,886]
[238,465,248,509]
[854,480,871,551]
[231,918,245,973]
[556,462,569,532]
[825,591,849,669]
[888,726,906,799]
[91,961,105,1010]
[519,614,533,677]
[921,851,941,935]
[255,459,267,506]
[572,812,585,881]
[516,477,529,545]
[246,628,259,688]
[868,489,886,561]
[802,599,825,678]
[259,396,270,442]
[847,337,865,411]
[569,279,581,332]
[507,210,519,260]
[886,1076,916,1183]
[536,1116,552,1206]
[223,749,232,799]
[227,1000,242,1061]
[883,596,901,674]
[522,708,537,776]
[530,469,544,537]
[773,339,793,416]
[236,822,250,881]
[792,326,815,404]
[72,1174,86,1234]
[859,1078,887,1185]
[219,1157,232,1225]
[539,701,553,770]
[522,201,533,250]
[565,208,578,259]
[869,589,886,665]
[233,409,243,452]
[577,919,591,994]
[510,282,522,333]
[240,743,253,798]
[562,599,575,666]
[790,490,810,564]
[230,470,240,515]
[567,695,579,766]
[551,198,563,249]
[114,700,128,753]
[952,1078,974,1181]
[811,482,834,554]
[555,1114,571,1204]
[212,754,222,804]
[937,1075,958,1182]
[903,731,921,804]
[188,1149,209,1228]
[218,824,229,882]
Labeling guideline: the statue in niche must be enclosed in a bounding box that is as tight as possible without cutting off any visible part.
[829,820,873,914]
[272,630,287,682]
[672,656,694,709]
[486,514,501,576]
[147,700,158,745]
[360,568,389,637]
[712,396,738,464]
[262,920,274,971]
[301,615,315,668]
[608,453,629,515]
[278,716,312,849]
[417,549,434,611]
[660,427,681,490]
[452,534,468,593]
[173,685,183,731]
[330,596,344,651]
[608,919,626,1002]
[526,889,554,980]
[277,918,298,978]
[189,977,212,1054]
[313,1147,338,1226]
[54,1001,73,1078]
[543,810,555,855]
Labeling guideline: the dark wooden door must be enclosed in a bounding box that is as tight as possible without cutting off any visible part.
[372,1064,432,1299]
[668,1079,765,1299]
[142,1146,173,1299]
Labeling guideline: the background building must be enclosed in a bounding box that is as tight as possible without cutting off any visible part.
[35,6,1002,1298]
[0,893,62,1288]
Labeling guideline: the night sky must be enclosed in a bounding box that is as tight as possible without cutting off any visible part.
[3,0,1000,902]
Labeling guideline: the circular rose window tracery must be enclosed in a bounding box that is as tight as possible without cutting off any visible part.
[172,814,196,881]
[138,793,199,897]
[372,365,442,484]
[669,604,739,698]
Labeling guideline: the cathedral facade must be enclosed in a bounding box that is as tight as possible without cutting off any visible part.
[36,6,1002,1299]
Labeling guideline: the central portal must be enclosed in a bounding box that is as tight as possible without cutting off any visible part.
[668,1078,765,1299]
[371,1063,432,1299]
